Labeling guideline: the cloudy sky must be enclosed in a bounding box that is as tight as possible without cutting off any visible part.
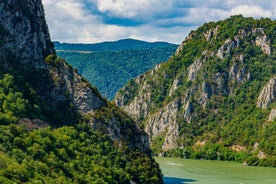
[43,0,276,44]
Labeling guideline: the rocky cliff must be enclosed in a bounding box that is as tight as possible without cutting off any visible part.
[0,1,164,183]
[0,0,54,64]
[115,16,276,166]
[0,0,154,155]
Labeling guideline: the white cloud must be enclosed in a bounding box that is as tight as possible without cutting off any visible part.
[230,4,273,18]
[97,0,172,19]
[42,0,276,44]
[183,8,230,24]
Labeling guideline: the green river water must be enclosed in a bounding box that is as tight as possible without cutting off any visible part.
[155,157,276,184]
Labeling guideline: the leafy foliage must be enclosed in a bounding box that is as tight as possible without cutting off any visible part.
[55,39,177,99]
[0,2,164,183]
[0,124,163,183]
[117,16,276,167]
[0,74,28,124]
[0,54,163,183]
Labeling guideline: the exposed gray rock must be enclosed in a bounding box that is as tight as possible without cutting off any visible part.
[252,28,265,35]
[188,58,202,81]
[257,77,276,109]
[255,35,271,55]
[0,0,150,153]
[146,99,180,150]
[203,26,219,41]
[229,63,250,84]
[162,119,179,150]
[228,55,251,95]
[199,82,211,107]
[48,62,105,114]
[90,112,150,152]
[0,0,54,65]
[169,73,184,96]
[268,109,276,122]
[115,20,276,155]
[18,118,49,129]
[184,100,193,123]
[217,39,236,59]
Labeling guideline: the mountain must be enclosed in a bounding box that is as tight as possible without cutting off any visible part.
[0,0,163,183]
[54,39,177,52]
[54,39,177,99]
[115,15,276,167]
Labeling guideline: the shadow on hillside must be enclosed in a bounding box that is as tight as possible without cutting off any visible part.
[163,177,196,184]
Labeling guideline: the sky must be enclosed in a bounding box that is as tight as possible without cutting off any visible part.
[43,0,276,44]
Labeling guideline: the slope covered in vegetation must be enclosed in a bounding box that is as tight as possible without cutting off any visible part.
[0,0,163,183]
[55,39,177,99]
[0,124,161,183]
[116,16,276,167]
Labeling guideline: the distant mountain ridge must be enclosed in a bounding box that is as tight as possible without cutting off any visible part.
[54,38,177,52]
[55,39,178,99]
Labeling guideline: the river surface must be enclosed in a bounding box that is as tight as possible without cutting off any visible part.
[155,157,276,184]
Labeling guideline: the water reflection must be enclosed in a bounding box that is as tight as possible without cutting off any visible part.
[163,177,196,184]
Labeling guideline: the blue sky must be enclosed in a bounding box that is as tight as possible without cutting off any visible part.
[43,0,276,44]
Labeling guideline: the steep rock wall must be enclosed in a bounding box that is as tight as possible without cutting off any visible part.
[0,0,150,152]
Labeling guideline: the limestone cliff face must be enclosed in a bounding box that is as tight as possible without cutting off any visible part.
[0,0,54,65]
[0,0,104,117]
[115,16,276,155]
[146,99,180,150]
[47,61,105,114]
[0,0,150,152]
[257,77,276,109]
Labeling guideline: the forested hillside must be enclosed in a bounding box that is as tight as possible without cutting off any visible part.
[116,16,276,167]
[55,39,177,99]
[0,0,163,183]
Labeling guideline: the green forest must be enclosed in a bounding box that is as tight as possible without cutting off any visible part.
[55,39,177,99]
[0,124,162,183]
[116,16,276,167]
[0,56,163,183]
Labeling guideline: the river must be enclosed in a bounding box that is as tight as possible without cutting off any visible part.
[155,157,276,184]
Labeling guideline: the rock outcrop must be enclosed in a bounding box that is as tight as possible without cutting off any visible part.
[187,58,202,81]
[146,99,180,150]
[204,26,219,41]
[253,28,271,55]
[268,108,276,122]
[257,77,276,109]
[217,39,236,59]
[115,16,276,159]
[0,0,150,153]
[0,0,54,64]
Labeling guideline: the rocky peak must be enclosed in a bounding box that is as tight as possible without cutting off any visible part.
[0,0,54,65]
[0,0,151,153]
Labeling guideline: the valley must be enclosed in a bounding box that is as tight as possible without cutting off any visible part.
[55,39,177,99]
[1,0,276,183]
